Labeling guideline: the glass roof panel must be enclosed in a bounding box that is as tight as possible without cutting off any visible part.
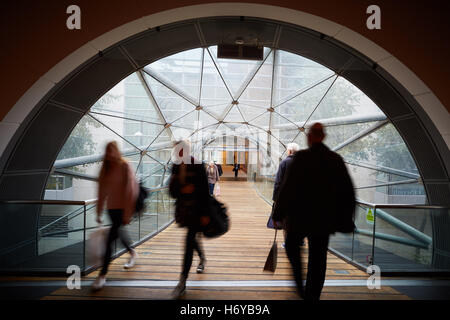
[338,123,419,175]
[308,76,384,124]
[144,74,196,123]
[324,122,379,151]
[90,73,164,125]
[171,110,198,131]
[144,48,203,105]
[201,49,233,108]
[238,50,274,108]
[203,103,231,120]
[198,110,219,130]
[209,46,271,98]
[271,111,299,131]
[223,105,245,123]
[275,76,337,127]
[239,103,267,122]
[57,114,140,162]
[273,50,335,106]
[251,111,271,130]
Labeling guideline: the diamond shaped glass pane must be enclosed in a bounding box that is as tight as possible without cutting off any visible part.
[144,48,203,105]
[87,112,163,150]
[171,110,198,132]
[144,74,196,123]
[238,51,274,108]
[338,123,419,175]
[275,76,336,127]
[324,122,378,151]
[238,103,267,122]
[308,76,385,123]
[203,103,231,120]
[273,50,335,106]
[223,106,245,123]
[270,111,299,131]
[90,73,164,125]
[251,112,271,130]
[201,49,233,107]
[198,110,219,130]
[209,46,271,98]
[57,114,140,162]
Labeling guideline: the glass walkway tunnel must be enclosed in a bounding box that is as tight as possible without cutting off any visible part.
[0,17,449,279]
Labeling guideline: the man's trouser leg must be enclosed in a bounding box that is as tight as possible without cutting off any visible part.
[305,234,329,300]
[285,232,305,298]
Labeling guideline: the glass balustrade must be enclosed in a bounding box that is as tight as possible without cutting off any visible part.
[250,176,450,274]
[0,187,174,274]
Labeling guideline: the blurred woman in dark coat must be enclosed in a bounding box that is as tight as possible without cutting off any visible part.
[169,140,210,298]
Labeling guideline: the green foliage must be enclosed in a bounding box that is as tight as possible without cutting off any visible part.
[57,93,119,161]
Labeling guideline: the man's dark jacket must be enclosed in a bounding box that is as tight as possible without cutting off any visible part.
[272,143,355,235]
[273,154,295,201]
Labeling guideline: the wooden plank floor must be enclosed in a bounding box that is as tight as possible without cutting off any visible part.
[38,180,409,300]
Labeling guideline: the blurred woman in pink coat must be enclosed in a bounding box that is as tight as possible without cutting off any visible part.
[92,141,139,290]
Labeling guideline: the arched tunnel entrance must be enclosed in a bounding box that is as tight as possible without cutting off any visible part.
[0,16,448,280]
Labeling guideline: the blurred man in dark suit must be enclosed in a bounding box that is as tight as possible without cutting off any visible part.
[273,123,355,300]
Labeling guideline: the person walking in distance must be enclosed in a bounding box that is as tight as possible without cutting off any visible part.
[272,143,301,248]
[169,140,209,298]
[92,141,139,290]
[272,123,355,300]
[207,161,220,195]
[232,163,240,179]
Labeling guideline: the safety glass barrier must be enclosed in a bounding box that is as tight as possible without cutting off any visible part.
[250,176,450,274]
[372,206,449,273]
[0,186,174,274]
[0,201,88,273]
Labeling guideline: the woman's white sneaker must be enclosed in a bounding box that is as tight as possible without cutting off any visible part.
[91,275,106,291]
[124,249,138,269]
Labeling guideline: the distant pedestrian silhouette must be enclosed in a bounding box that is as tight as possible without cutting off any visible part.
[207,161,220,195]
[272,123,355,300]
[232,163,240,178]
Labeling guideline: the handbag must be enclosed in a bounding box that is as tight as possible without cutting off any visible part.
[267,203,283,229]
[87,227,110,267]
[263,229,278,272]
[202,196,229,238]
[135,182,148,214]
[213,183,221,196]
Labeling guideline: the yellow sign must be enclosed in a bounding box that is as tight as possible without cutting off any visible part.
[366,208,374,224]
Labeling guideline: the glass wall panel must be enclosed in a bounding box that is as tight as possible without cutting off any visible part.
[144,48,203,104]
[274,76,337,126]
[309,77,384,123]
[201,48,234,107]
[373,207,435,272]
[338,123,420,176]
[144,74,197,123]
[209,46,271,98]
[238,51,274,108]
[352,203,375,267]
[273,50,335,106]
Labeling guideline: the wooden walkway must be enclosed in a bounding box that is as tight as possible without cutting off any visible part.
[37,180,409,300]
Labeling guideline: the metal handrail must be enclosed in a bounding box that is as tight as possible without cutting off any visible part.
[1,186,170,235]
[252,177,447,252]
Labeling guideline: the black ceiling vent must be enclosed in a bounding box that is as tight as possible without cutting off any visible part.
[217,44,263,61]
